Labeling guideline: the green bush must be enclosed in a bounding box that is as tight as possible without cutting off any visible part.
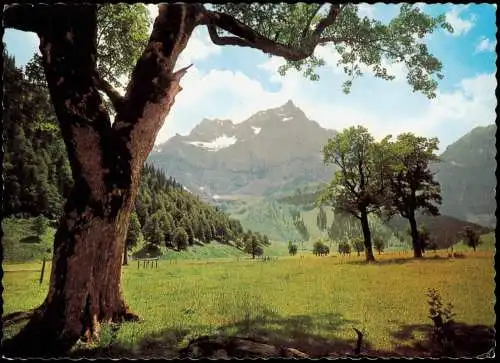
[427,288,456,356]
[173,227,189,251]
[338,241,351,255]
[373,236,385,254]
[352,238,364,256]
[313,240,329,256]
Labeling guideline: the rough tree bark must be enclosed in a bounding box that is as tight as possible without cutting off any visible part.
[2,3,203,357]
[359,211,376,262]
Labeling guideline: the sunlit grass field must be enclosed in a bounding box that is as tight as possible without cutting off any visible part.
[2,248,495,357]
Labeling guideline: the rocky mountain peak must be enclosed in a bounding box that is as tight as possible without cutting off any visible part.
[274,99,305,120]
[282,99,297,110]
[190,118,235,140]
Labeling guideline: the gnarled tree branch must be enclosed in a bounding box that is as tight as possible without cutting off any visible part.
[205,13,310,61]
[204,4,343,62]
[311,4,341,39]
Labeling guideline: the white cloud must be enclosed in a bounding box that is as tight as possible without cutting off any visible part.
[357,3,376,19]
[146,4,159,33]
[144,4,220,70]
[156,65,294,142]
[475,36,497,53]
[414,3,427,11]
[174,28,222,70]
[445,5,476,36]
[409,73,496,144]
[264,45,408,83]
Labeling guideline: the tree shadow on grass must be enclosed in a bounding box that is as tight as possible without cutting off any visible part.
[18,313,494,358]
[19,235,42,244]
[212,311,363,357]
[68,311,395,359]
[68,325,191,359]
[390,321,495,358]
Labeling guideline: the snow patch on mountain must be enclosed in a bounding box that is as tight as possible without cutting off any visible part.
[186,134,238,151]
[282,116,293,122]
[252,126,262,135]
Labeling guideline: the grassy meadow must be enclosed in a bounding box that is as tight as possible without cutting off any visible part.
[2,246,495,358]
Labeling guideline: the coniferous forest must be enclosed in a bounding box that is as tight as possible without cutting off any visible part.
[2,47,269,259]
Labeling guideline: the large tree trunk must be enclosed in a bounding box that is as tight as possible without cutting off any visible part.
[2,3,202,357]
[408,211,422,258]
[359,211,375,262]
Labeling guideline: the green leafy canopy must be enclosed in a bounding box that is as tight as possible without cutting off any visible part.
[214,3,453,98]
[26,3,451,101]
[96,4,151,88]
[24,3,151,102]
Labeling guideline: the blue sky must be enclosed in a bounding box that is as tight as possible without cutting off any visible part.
[3,3,497,152]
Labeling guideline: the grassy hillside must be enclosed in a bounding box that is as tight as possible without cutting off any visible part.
[3,251,495,357]
[218,196,302,242]
[2,218,272,264]
[453,232,496,252]
[385,214,493,249]
[220,190,494,257]
[222,195,410,251]
[157,243,247,261]
[2,218,56,263]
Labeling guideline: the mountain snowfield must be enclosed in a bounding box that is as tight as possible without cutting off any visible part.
[148,101,496,228]
[187,134,238,151]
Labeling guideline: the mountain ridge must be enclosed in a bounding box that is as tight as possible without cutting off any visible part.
[149,100,336,196]
[148,101,496,228]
